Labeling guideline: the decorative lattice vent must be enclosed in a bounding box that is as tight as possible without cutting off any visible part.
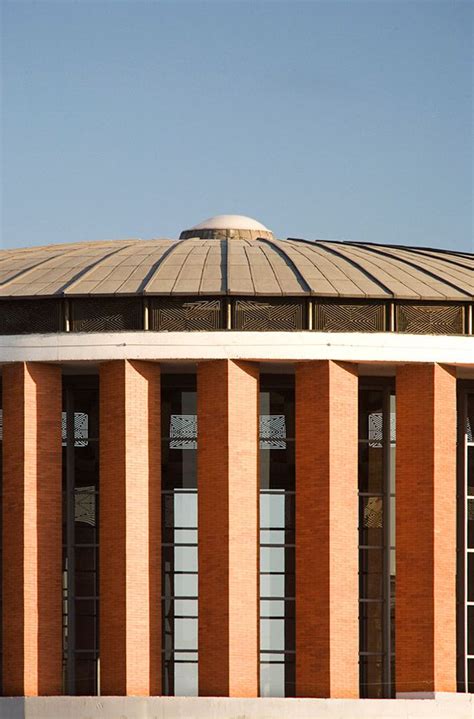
[259,414,286,449]
[169,414,197,449]
[150,298,223,331]
[233,299,305,331]
[71,297,142,332]
[314,302,385,332]
[368,412,396,447]
[0,299,62,335]
[396,304,464,335]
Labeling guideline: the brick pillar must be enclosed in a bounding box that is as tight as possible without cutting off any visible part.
[197,360,259,697]
[396,363,456,695]
[2,362,62,696]
[295,361,359,698]
[100,360,161,696]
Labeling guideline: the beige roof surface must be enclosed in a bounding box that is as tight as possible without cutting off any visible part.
[0,236,472,300]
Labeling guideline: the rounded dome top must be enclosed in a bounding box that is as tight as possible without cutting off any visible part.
[190,214,270,232]
[180,214,274,240]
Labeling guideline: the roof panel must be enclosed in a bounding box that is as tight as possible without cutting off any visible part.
[0,236,470,301]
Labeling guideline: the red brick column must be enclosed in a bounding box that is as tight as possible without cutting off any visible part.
[100,360,161,696]
[295,361,359,698]
[396,363,456,694]
[197,360,259,697]
[2,362,62,696]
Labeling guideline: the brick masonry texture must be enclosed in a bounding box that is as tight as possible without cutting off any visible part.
[396,363,456,693]
[2,362,62,696]
[100,360,161,696]
[295,361,359,698]
[197,360,259,697]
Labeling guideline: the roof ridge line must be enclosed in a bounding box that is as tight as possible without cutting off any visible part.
[139,239,187,294]
[346,242,472,300]
[170,241,205,294]
[256,237,311,294]
[312,242,394,298]
[322,238,473,259]
[380,244,474,272]
[61,244,138,295]
[0,249,68,290]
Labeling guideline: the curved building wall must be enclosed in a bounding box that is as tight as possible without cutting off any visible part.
[0,232,472,709]
[0,355,473,701]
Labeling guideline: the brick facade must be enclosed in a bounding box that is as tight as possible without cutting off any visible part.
[197,360,259,697]
[2,362,62,696]
[295,361,359,698]
[396,363,457,694]
[99,360,161,696]
[0,357,464,699]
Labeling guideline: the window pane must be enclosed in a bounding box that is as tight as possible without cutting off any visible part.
[174,662,198,696]
[360,548,384,599]
[360,602,384,653]
[75,614,96,651]
[260,547,285,572]
[174,546,197,572]
[75,657,97,696]
[174,599,198,616]
[260,529,285,544]
[468,605,474,656]
[75,547,96,571]
[360,654,384,699]
[174,573,198,597]
[75,571,96,597]
[174,618,197,650]
[260,618,285,651]
[260,494,285,528]
[359,496,383,545]
[174,529,197,544]
[469,554,474,602]
[260,574,285,598]
[468,446,474,496]
[260,599,285,617]
[359,445,384,493]
[468,499,474,548]
[468,658,474,693]
[260,663,285,698]
[174,493,197,528]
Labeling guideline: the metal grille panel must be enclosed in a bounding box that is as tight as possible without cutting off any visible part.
[396,304,464,335]
[0,299,62,334]
[149,298,223,331]
[233,299,305,331]
[314,302,385,332]
[71,297,142,332]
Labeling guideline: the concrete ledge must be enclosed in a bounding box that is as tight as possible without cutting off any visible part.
[0,695,473,719]
[1,330,473,367]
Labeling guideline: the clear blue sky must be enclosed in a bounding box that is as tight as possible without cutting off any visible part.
[1,0,472,251]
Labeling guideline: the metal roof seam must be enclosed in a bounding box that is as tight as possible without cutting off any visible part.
[0,250,68,290]
[347,242,472,300]
[139,240,184,295]
[256,238,312,294]
[243,244,257,294]
[60,244,138,296]
[385,245,474,272]
[198,246,211,295]
[313,242,394,298]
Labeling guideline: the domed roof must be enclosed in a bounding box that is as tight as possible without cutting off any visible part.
[190,215,271,231]
[0,233,471,300]
[179,214,274,241]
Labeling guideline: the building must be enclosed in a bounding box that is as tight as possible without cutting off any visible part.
[0,214,472,718]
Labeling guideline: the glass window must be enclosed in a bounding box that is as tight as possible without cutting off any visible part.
[62,378,100,695]
[161,376,198,696]
[358,383,395,698]
[460,391,474,692]
[259,377,295,697]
